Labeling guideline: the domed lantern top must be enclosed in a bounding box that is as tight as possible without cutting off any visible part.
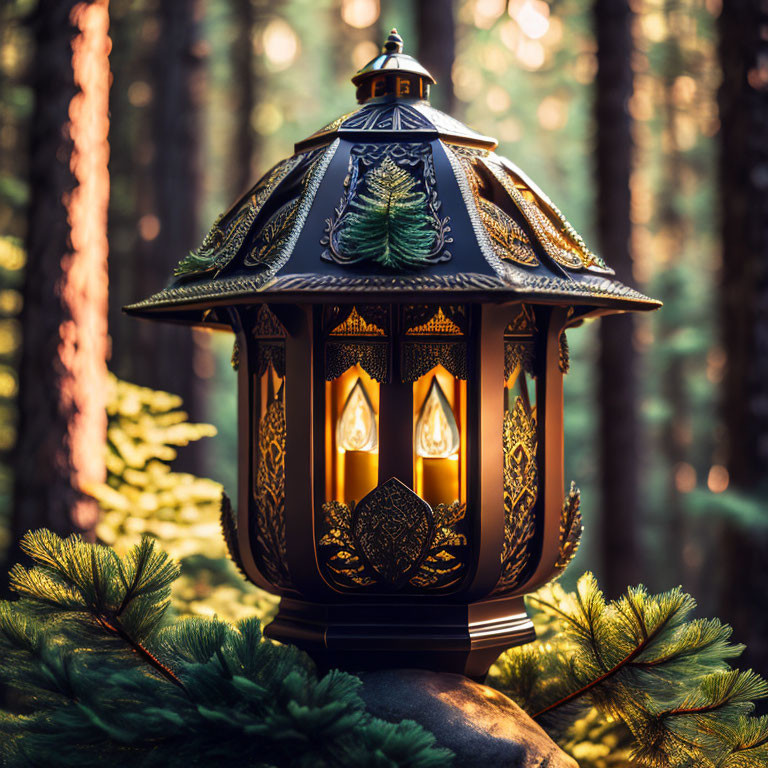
[125,31,659,325]
[125,33,660,678]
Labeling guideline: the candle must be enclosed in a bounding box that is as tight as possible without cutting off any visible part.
[337,377,379,504]
[415,376,461,507]
[421,456,459,507]
[343,450,378,504]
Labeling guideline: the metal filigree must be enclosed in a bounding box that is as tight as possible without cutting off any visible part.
[318,484,468,592]
[326,342,388,382]
[256,341,285,378]
[252,304,286,338]
[403,305,465,335]
[554,482,582,574]
[340,102,434,131]
[505,341,535,380]
[495,397,538,594]
[324,304,389,336]
[128,267,660,315]
[506,304,537,335]
[253,396,290,588]
[329,306,386,336]
[477,197,538,267]
[322,143,452,269]
[245,198,300,267]
[559,331,570,374]
[408,501,468,589]
[231,339,240,371]
[353,479,433,586]
[174,154,303,277]
[318,501,377,587]
[483,157,609,273]
[456,151,539,268]
[401,342,467,382]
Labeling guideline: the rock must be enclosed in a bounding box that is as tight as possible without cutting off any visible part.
[359,668,577,768]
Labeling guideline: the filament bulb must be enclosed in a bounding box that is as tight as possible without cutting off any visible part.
[415,376,460,459]
[337,378,378,452]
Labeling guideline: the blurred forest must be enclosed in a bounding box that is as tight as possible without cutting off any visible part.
[0,0,766,683]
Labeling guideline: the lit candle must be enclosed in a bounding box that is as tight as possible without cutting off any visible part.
[337,378,378,504]
[415,376,460,507]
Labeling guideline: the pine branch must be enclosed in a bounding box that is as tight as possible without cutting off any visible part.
[491,573,768,767]
[0,532,452,767]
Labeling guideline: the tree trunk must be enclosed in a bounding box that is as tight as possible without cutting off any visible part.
[231,0,257,199]
[593,0,643,595]
[107,0,205,470]
[11,0,110,563]
[718,0,768,676]
[416,0,456,115]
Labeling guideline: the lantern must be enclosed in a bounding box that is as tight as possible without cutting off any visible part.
[126,30,660,677]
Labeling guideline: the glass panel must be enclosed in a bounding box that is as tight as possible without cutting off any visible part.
[325,363,380,505]
[412,364,466,507]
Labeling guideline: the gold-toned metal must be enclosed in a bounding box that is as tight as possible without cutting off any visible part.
[555,483,582,574]
[401,342,467,382]
[404,306,464,336]
[326,342,388,383]
[409,501,468,590]
[330,306,386,337]
[483,158,606,273]
[252,304,286,338]
[353,479,433,586]
[457,152,540,268]
[254,394,290,588]
[495,397,537,594]
[318,482,469,592]
[246,198,300,267]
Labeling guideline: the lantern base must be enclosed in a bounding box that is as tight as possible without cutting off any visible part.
[263,594,535,679]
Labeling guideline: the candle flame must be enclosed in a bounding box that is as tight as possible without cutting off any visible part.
[337,378,378,452]
[415,377,460,459]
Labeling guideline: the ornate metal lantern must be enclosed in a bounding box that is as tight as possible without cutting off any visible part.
[127,30,660,677]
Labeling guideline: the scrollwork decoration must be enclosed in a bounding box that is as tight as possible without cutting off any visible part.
[253,395,290,588]
[494,396,538,594]
[554,482,582,574]
[325,342,388,382]
[401,342,467,382]
[256,342,285,378]
[318,485,469,592]
[402,304,466,335]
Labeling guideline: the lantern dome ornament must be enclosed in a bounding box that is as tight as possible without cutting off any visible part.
[126,32,660,678]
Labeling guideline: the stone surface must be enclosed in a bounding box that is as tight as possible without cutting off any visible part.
[359,669,577,768]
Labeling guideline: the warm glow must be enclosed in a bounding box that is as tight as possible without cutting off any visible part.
[352,40,379,70]
[262,19,299,71]
[674,462,697,494]
[337,378,378,453]
[707,465,729,494]
[341,0,380,29]
[415,377,460,459]
[65,0,111,529]
[509,0,550,40]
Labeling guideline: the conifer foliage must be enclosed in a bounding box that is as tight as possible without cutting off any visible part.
[0,530,452,767]
[491,574,768,767]
[337,157,439,269]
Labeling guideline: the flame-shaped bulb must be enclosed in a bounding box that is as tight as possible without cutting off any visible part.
[415,376,460,459]
[337,378,378,452]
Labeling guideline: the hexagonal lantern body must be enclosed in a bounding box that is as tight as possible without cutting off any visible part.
[127,31,660,677]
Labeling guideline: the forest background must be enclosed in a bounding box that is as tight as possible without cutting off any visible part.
[0,0,766,690]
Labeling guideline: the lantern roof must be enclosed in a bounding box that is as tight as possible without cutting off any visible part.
[125,32,660,326]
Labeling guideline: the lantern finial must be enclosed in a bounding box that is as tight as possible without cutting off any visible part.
[382,28,403,54]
